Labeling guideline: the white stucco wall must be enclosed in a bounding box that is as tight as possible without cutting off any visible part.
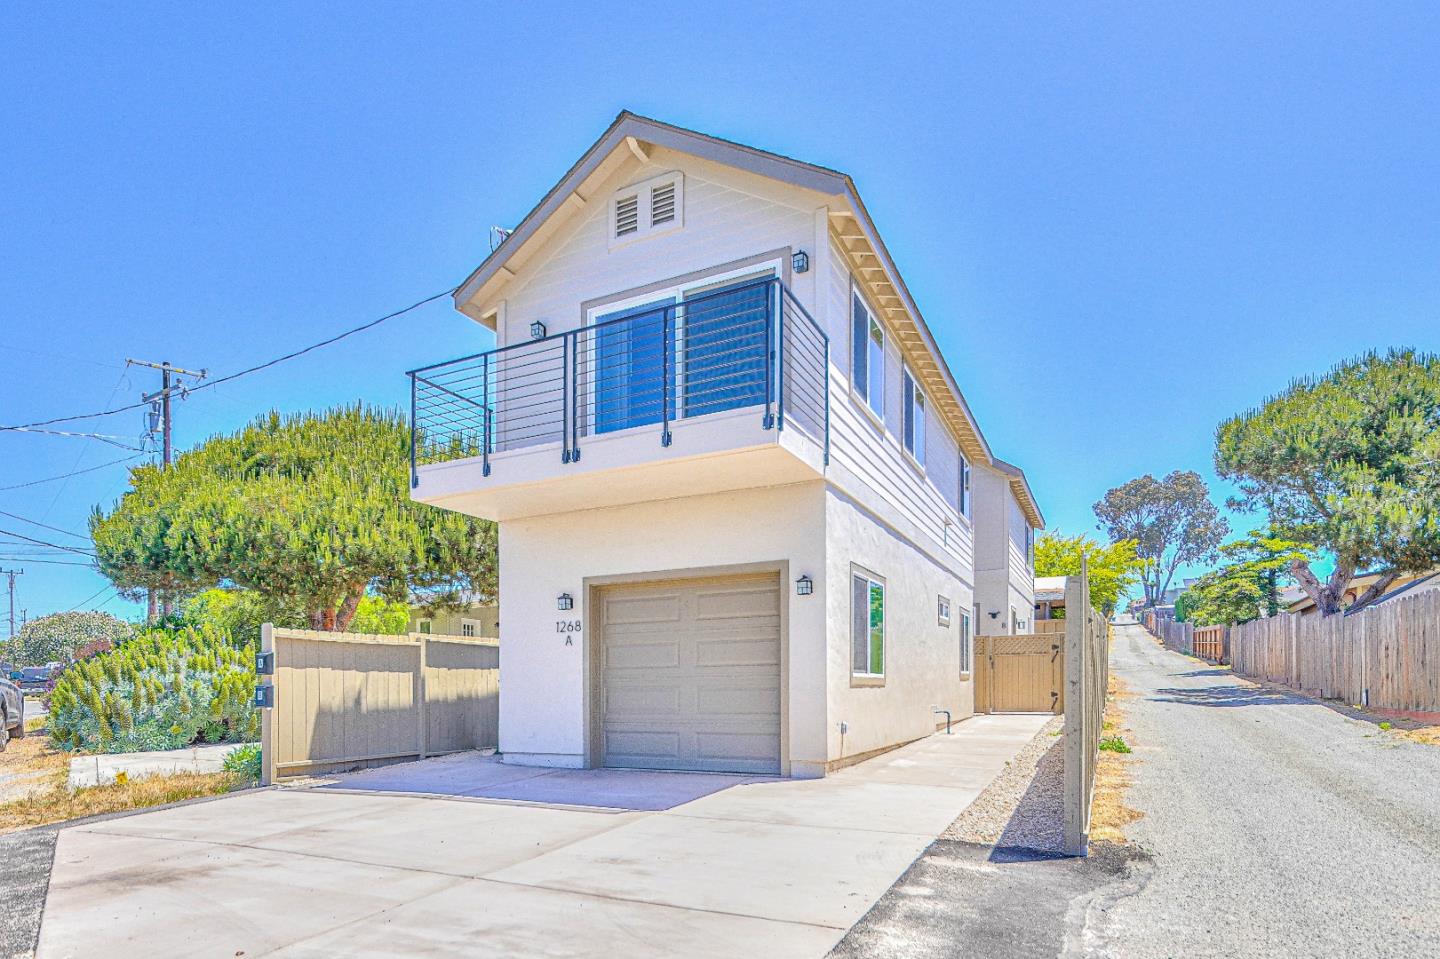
[973,463,1037,634]
[824,486,974,764]
[497,481,828,775]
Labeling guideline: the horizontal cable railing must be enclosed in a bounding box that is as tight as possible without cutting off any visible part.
[409,277,829,483]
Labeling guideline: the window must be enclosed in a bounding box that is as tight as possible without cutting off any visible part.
[850,289,885,419]
[959,452,971,518]
[1010,606,1019,634]
[461,619,479,638]
[959,610,972,675]
[1025,525,1036,567]
[417,619,432,635]
[851,570,885,678]
[938,595,951,628]
[609,172,684,246]
[902,367,926,466]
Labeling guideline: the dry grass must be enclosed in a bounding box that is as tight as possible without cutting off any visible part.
[1090,672,1144,843]
[1398,725,1440,747]
[0,724,252,834]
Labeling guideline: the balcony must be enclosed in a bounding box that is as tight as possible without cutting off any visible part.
[408,277,829,519]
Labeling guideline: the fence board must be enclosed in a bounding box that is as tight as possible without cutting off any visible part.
[1063,563,1109,857]
[1224,590,1440,714]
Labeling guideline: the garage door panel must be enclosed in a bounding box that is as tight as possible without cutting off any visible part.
[603,593,683,625]
[603,639,681,670]
[600,575,781,774]
[694,586,781,621]
[695,684,781,716]
[694,636,781,668]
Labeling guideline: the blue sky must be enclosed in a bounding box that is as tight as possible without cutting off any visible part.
[3,3,1438,623]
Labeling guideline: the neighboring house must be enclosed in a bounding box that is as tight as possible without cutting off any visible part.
[1343,571,1440,615]
[973,458,1041,634]
[1034,575,1066,620]
[409,113,1043,778]
[1285,570,1436,616]
[409,602,499,639]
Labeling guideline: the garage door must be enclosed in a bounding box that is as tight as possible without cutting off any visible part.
[599,574,781,774]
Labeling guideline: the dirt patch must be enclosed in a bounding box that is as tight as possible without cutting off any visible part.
[0,725,253,833]
[1090,673,1143,843]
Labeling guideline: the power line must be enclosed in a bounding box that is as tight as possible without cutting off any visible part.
[0,528,96,556]
[65,583,113,613]
[0,287,455,432]
[2,427,145,450]
[0,556,93,568]
[0,455,143,492]
[0,509,90,541]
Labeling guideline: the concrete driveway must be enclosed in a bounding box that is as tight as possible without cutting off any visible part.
[37,714,1047,958]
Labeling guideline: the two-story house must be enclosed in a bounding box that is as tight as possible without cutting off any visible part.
[409,113,1043,778]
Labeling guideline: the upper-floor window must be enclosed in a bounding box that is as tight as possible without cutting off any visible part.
[902,366,926,467]
[851,288,885,420]
[959,451,972,518]
[1025,525,1035,567]
[609,172,684,247]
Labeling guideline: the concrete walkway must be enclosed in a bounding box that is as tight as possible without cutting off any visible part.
[37,714,1047,958]
[67,743,236,788]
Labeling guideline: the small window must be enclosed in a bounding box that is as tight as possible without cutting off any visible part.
[959,453,971,518]
[959,611,972,675]
[938,595,951,628]
[902,367,925,466]
[461,619,479,638]
[610,172,684,246]
[851,570,885,677]
[417,619,432,635]
[1025,525,1036,567]
[851,289,885,419]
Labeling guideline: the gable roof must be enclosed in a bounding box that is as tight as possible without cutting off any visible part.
[453,111,1044,529]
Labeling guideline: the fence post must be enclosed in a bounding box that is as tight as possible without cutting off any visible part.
[417,634,429,760]
[260,623,276,787]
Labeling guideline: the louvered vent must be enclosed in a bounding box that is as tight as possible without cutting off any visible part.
[650,181,676,226]
[615,194,639,237]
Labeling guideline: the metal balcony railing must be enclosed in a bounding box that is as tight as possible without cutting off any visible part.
[407,277,829,484]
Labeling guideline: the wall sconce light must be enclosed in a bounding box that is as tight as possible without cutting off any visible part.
[791,250,810,274]
[530,321,547,340]
[988,610,1000,619]
[795,574,814,596]
[557,593,573,611]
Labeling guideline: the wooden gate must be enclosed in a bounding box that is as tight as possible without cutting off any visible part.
[975,634,1064,714]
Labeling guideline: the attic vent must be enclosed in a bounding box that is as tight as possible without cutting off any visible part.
[615,194,640,237]
[650,182,676,226]
[609,172,684,248]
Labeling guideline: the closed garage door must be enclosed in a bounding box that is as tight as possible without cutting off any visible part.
[599,574,781,774]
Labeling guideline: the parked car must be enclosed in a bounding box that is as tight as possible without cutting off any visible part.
[0,677,23,751]
[15,665,60,693]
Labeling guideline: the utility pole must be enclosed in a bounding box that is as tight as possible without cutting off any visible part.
[127,359,207,621]
[2,568,21,643]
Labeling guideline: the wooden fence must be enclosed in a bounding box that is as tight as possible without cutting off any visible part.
[1142,612,1228,664]
[1033,618,1066,636]
[1063,563,1110,857]
[1228,590,1440,714]
[259,625,499,784]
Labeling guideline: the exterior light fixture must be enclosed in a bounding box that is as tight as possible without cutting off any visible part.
[791,250,809,273]
[557,593,573,611]
[530,321,547,340]
[795,575,814,596]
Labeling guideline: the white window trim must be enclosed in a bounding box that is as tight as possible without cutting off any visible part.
[959,610,972,676]
[851,566,886,680]
[461,618,481,638]
[902,364,926,472]
[608,171,684,249]
[849,281,887,430]
[938,594,951,628]
[417,619,432,635]
[958,451,972,520]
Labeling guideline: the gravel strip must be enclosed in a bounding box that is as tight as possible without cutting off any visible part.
[0,825,58,959]
[942,714,1065,852]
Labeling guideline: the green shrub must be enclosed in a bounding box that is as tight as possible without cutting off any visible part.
[1099,735,1132,754]
[223,742,262,780]
[47,625,258,754]
[1378,721,1393,731]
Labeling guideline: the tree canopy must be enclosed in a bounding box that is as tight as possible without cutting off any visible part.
[179,587,411,646]
[1093,471,1229,608]
[91,406,496,631]
[1215,349,1440,615]
[1034,531,1142,615]
[5,611,134,666]
[1176,530,1310,626]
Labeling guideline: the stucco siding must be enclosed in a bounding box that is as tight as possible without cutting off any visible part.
[824,487,973,763]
